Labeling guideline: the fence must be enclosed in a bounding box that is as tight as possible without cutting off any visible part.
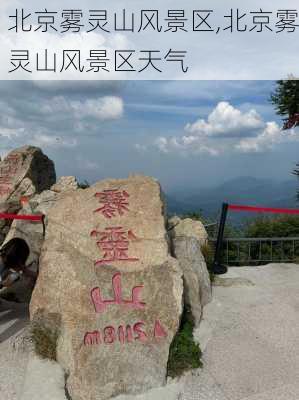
[210,203,299,273]
[209,236,299,266]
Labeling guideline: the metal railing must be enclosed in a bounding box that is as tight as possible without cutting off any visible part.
[209,237,299,265]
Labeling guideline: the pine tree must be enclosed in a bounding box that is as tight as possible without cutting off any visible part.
[270,80,299,128]
[271,80,299,199]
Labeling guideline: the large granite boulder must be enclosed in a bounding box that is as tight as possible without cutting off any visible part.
[30,175,183,400]
[0,146,56,243]
[168,217,211,326]
[0,177,79,303]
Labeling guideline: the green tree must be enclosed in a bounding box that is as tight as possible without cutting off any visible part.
[271,80,299,198]
[270,80,299,123]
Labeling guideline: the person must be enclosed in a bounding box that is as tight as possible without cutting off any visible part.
[0,238,36,289]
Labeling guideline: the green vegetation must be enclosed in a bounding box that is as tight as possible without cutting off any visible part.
[270,80,299,121]
[219,215,299,266]
[167,307,202,378]
[31,319,59,361]
[246,215,299,238]
[270,80,299,198]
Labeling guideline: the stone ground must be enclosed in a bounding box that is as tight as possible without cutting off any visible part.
[1,263,299,400]
[195,263,299,400]
[0,300,30,400]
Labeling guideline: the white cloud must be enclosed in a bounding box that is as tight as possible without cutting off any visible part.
[185,101,264,138]
[0,127,24,139]
[40,96,123,121]
[154,137,169,153]
[153,135,219,156]
[79,97,124,120]
[236,122,299,153]
[150,101,299,156]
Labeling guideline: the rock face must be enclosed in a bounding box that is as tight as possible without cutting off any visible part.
[168,217,211,326]
[51,176,79,193]
[0,146,56,243]
[168,216,208,246]
[172,237,211,326]
[0,177,79,302]
[30,175,183,400]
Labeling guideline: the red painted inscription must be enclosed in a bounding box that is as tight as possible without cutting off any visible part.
[90,227,139,266]
[94,190,130,218]
[84,321,164,346]
[91,272,146,314]
[0,154,21,196]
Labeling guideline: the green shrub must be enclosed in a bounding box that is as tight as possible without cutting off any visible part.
[30,311,61,361]
[167,307,202,378]
[31,324,58,361]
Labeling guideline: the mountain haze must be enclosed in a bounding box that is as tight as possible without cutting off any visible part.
[167,176,299,224]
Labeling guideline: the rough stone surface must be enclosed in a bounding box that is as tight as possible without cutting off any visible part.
[0,176,78,303]
[168,217,208,246]
[0,146,56,244]
[171,236,211,326]
[30,175,183,400]
[51,176,79,193]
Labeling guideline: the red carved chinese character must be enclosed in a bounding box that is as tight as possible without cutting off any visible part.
[0,155,20,177]
[0,185,11,196]
[91,272,146,314]
[94,190,130,218]
[0,176,12,185]
[90,227,139,266]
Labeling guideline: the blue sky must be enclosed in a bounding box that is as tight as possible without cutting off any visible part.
[0,80,299,193]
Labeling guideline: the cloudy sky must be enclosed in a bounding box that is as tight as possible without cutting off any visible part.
[0,80,299,192]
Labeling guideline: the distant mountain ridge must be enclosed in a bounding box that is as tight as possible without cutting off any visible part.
[167,176,299,224]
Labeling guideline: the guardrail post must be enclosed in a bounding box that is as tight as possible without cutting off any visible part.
[212,202,228,275]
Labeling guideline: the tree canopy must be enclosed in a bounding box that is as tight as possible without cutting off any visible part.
[270,80,299,119]
[270,80,299,130]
